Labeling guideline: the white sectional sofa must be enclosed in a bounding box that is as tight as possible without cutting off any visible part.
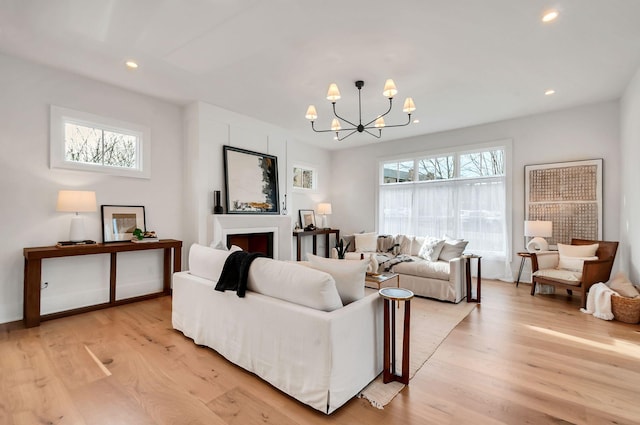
[172,244,384,414]
[339,233,469,303]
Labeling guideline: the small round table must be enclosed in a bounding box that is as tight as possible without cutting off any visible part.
[379,287,414,384]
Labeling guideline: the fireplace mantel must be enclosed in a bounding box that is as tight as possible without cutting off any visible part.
[208,215,293,260]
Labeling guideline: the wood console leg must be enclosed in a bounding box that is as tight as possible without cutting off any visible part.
[23,258,42,328]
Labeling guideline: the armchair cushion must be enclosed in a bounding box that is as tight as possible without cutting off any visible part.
[533,268,582,283]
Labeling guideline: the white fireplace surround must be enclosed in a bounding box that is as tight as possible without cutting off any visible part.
[208,215,293,260]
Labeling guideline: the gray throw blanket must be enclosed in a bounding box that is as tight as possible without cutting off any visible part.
[379,253,413,272]
[214,251,265,297]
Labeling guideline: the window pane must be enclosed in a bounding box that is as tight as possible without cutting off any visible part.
[103,131,138,168]
[460,149,505,177]
[417,156,454,181]
[64,123,102,165]
[383,161,414,183]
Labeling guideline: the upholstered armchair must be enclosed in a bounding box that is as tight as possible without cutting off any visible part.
[530,239,619,308]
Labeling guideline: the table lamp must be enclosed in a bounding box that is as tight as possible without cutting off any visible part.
[317,203,332,229]
[57,190,97,242]
[524,220,553,252]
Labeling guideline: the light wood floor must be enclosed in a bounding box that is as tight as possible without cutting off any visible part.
[1,280,639,425]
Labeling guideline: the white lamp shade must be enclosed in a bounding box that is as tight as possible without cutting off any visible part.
[524,220,552,237]
[403,97,416,113]
[374,117,385,128]
[382,79,397,98]
[331,118,341,131]
[326,83,341,102]
[305,105,318,120]
[317,203,332,215]
[56,190,97,212]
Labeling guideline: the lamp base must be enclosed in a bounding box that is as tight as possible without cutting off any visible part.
[527,237,550,252]
[321,215,329,229]
[69,215,86,242]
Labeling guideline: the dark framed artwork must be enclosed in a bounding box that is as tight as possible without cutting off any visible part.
[223,145,279,214]
[525,159,603,246]
[101,205,146,243]
[299,209,316,230]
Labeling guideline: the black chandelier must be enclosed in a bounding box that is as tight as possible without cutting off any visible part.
[305,79,416,141]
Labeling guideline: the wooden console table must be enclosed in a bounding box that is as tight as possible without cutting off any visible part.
[292,228,340,261]
[23,239,182,327]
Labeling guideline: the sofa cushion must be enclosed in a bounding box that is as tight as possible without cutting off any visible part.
[307,254,369,304]
[189,243,237,282]
[247,258,343,312]
[355,232,377,252]
[391,258,451,280]
[532,268,582,283]
[418,237,445,261]
[438,239,468,261]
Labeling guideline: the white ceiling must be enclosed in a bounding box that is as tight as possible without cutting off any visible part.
[1,0,640,150]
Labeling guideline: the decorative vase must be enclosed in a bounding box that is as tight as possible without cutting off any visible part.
[213,190,223,214]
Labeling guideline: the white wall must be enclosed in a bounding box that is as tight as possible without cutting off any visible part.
[182,102,331,260]
[620,67,640,282]
[330,101,621,278]
[0,53,183,323]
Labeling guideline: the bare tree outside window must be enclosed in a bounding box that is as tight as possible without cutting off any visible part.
[418,156,455,180]
[64,123,138,168]
[459,150,504,177]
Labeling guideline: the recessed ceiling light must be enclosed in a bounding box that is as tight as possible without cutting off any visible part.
[545,89,556,96]
[125,60,139,69]
[542,10,559,22]
[413,119,420,124]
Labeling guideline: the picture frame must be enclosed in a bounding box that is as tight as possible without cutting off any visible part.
[299,209,316,230]
[101,205,146,243]
[525,159,603,246]
[223,145,279,214]
[292,164,317,191]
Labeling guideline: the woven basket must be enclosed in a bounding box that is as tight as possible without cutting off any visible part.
[611,294,640,324]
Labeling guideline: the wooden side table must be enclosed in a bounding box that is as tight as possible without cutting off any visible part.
[292,228,340,261]
[462,254,482,303]
[515,251,532,287]
[379,287,414,384]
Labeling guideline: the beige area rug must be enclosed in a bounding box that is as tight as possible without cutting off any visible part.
[358,298,476,409]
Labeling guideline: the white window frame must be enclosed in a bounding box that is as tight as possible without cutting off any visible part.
[50,105,151,179]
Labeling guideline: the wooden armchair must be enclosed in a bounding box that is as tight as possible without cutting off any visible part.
[530,239,619,308]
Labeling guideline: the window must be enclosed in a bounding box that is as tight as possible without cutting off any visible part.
[292,165,316,190]
[379,142,511,278]
[50,106,151,178]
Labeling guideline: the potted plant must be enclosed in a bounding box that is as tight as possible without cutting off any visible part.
[335,238,351,259]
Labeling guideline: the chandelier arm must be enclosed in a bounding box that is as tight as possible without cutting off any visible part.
[366,114,413,130]
[363,98,394,127]
[331,103,359,129]
[362,128,382,138]
[310,121,352,133]
[336,129,358,141]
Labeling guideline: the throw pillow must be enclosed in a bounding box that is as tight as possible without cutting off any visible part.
[411,236,426,256]
[418,237,446,261]
[247,258,343,312]
[342,234,356,252]
[377,235,395,253]
[396,235,413,255]
[307,254,368,304]
[438,239,469,261]
[355,232,377,252]
[557,255,598,272]
[557,243,599,258]
[609,271,640,298]
[188,243,234,282]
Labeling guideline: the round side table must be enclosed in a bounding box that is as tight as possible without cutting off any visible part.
[379,287,414,384]
[515,252,532,287]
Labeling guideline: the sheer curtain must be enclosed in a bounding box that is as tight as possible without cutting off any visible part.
[379,176,511,279]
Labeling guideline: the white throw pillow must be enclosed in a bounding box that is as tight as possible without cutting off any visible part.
[557,243,599,258]
[438,239,469,261]
[411,236,426,256]
[247,258,343,312]
[355,232,378,252]
[558,256,598,272]
[188,243,234,282]
[396,235,413,255]
[557,243,599,272]
[307,254,369,304]
[418,237,446,261]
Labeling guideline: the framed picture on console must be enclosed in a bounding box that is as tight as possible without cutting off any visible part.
[299,209,316,230]
[223,145,279,214]
[101,205,146,243]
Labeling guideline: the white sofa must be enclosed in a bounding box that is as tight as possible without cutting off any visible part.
[172,244,384,414]
[339,233,468,303]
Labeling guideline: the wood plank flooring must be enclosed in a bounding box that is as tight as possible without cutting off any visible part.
[1,280,639,424]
